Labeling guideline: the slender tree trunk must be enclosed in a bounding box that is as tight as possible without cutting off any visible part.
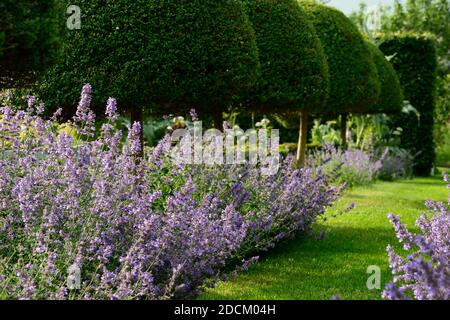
[341,113,348,149]
[296,109,309,167]
[131,107,144,158]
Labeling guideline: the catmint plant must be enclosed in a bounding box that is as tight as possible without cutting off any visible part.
[0,86,342,299]
[383,175,450,300]
[307,144,382,186]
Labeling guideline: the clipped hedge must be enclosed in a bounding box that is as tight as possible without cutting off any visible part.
[379,34,437,176]
[243,0,329,165]
[366,42,403,114]
[243,0,329,113]
[38,0,260,120]
[299,1,380,115]
[0,0,59,89]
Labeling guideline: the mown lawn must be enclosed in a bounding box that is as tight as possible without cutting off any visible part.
[199,174,449,300]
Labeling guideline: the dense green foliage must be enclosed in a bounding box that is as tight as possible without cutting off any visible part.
[38,0,260,118]
[0,0,59,89]
[379,34,438,176]
[298,1,380,115]
[350,0,450,165]
[243,0,329,113]
[366,42,403,114]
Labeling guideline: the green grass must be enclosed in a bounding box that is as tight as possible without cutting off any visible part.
[199,175,449,300]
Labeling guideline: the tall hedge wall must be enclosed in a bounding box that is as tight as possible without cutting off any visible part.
[38,0,260,120]
[298,1,380,115]
[366,42,403,114]
[379,34,438,176]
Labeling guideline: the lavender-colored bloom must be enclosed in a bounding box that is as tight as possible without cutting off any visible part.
[189,109,198,122]
[73,84,95,135]
[307,144,382,186]
[383,180,450,300]
[127,122,141,155]
[27,96,36,112]
[36,103,45,115]
[106,98,118,121]
[0,86,343,300]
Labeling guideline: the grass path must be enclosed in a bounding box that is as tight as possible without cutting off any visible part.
[200,175,449,300]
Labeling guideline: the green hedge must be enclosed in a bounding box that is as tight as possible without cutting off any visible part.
[243,0,329,114]
[299,1,380,115]
[38,0,260,119]
[379,34,438,176]
[366,42,403,114]
[0,1,59,89]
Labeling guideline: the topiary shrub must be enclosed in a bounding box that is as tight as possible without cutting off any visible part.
[366,42,403,115]
[243,0,329,164]
[37,0,260,125]
[0,0,59,89]
[298,1,380,115]
[379,34,438,176]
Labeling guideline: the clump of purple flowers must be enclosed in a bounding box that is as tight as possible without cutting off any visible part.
[0,86,246,299]
[0,86,342,299]
[377,147,414,182]
[308,144,382,186]
[383,175,450,300]
[183,158,344,259]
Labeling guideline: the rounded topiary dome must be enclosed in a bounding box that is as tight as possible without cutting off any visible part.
[366,42,403,114]
[243,0,330,165]
[243,0,329,113]
[298,1,381,115]
[38,0,260,118]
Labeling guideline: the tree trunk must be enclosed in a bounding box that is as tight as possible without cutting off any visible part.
[341,113,348,149]
[296,109,309,167]
[131,107,144,158]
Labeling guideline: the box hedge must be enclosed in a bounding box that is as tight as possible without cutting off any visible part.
[242,0,329,113]
[37,0,260,120]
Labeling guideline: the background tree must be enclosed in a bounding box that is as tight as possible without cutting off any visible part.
[299,1,381,147]
[0,0,59,89]
[38,0,260,130]
[243,0,329,165]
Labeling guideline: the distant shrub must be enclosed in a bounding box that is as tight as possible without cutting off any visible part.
[436,123,450,166]
[308,145,382,186]
[383,175,450,300]
[311,119,341,146]
[377,147,414,181]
